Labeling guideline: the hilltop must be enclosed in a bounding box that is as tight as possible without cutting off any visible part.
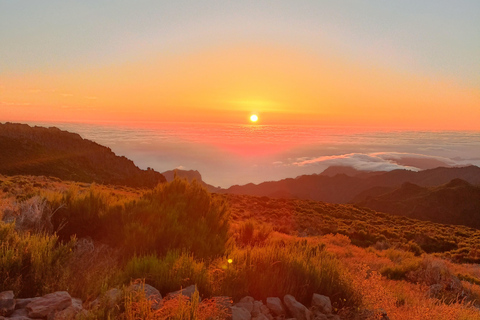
[0,122,165,188]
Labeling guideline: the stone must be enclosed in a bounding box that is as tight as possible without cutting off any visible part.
[313,313,328,320]
[15,299,33,310]
[129,283,162,310]
[53,298,83,320]
[9,308,34,319]
[90,288,122,310]
[231,306,251,320]
[252,314,269,320]
[26,291,72,319]
[235,296,254,313]
[166,285,200,302]
[251,300,263,316]
[0,291,15,317]
[266,297,285,316]
[311,294,332,314]
[283,295,312,320]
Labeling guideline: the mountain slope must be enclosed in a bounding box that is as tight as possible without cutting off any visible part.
[0,122,165,187]
[355,179,480,228]
[224,166,480,203]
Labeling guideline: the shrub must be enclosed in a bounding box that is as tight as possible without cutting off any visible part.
[211,239,360,309]
[0,221,75,297]
[122,178,231,259]
[121,252,210,295]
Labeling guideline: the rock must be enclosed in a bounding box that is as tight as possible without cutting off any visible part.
[326,315,341,320]
[15,299,33,310]
[231,306,251,320]
[252,314,269,320]
[91,288,122,310]
[26,291,72,319]
[53,298,83,320]
[129,283,162,310]
[251,300,263,316]
[283,295,312,320]
[0,291,15,317]
[311,294,332,314]
[9,308,34,319]
[266,297,285,316]
[166,285,200,302]
[236,296,254,313]
[313,313,328,320]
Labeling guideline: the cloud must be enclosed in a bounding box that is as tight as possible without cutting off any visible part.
[291,152,462,172]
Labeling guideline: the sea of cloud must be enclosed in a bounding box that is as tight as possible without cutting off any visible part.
[27,121,480,187]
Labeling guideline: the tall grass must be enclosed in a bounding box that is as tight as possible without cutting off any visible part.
[210,238,360,309]
[0,221,75,297]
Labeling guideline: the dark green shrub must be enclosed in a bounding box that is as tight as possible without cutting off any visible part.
[122,178,231,259]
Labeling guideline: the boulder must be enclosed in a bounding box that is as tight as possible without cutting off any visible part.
[166,285,200,302]
[313,313,328,320]
[26,291,72,319]
[266,297,285,316]
[283,295,312,320]
[90,288,122,310]
[15,299,33,310]
[53,298,83,320]
[252,314,269,320]
[311,294,332,314]
[231,306,251,320]
[0,291,15,317]
[129,283,162,310]
[9,308,35,319]
[235,296,254,313]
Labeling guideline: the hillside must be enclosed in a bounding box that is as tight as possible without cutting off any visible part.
[224,165,480,204]
[355,179,480,229]
[2,174,480,319]
[0,123,165,188]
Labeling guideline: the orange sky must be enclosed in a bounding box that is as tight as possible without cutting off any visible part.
[2,43,479,130]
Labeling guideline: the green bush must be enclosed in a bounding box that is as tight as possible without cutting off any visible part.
[121,252,210,295]
[211,239,359,309]
[122,178,231,259]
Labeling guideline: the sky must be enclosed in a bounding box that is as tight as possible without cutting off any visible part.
[1,1,480,130]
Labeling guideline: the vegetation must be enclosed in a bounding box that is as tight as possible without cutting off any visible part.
[1,174,480,319]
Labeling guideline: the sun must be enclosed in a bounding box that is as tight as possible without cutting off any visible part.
[250,114,258,122]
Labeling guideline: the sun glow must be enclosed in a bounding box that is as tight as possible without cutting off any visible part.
[250,114,258,122]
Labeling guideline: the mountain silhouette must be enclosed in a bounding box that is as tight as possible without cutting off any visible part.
[223,165,480,203]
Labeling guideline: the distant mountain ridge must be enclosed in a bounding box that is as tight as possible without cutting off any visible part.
[355,179,480,228]
[0,122,165,187]
[223,165,480,203]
